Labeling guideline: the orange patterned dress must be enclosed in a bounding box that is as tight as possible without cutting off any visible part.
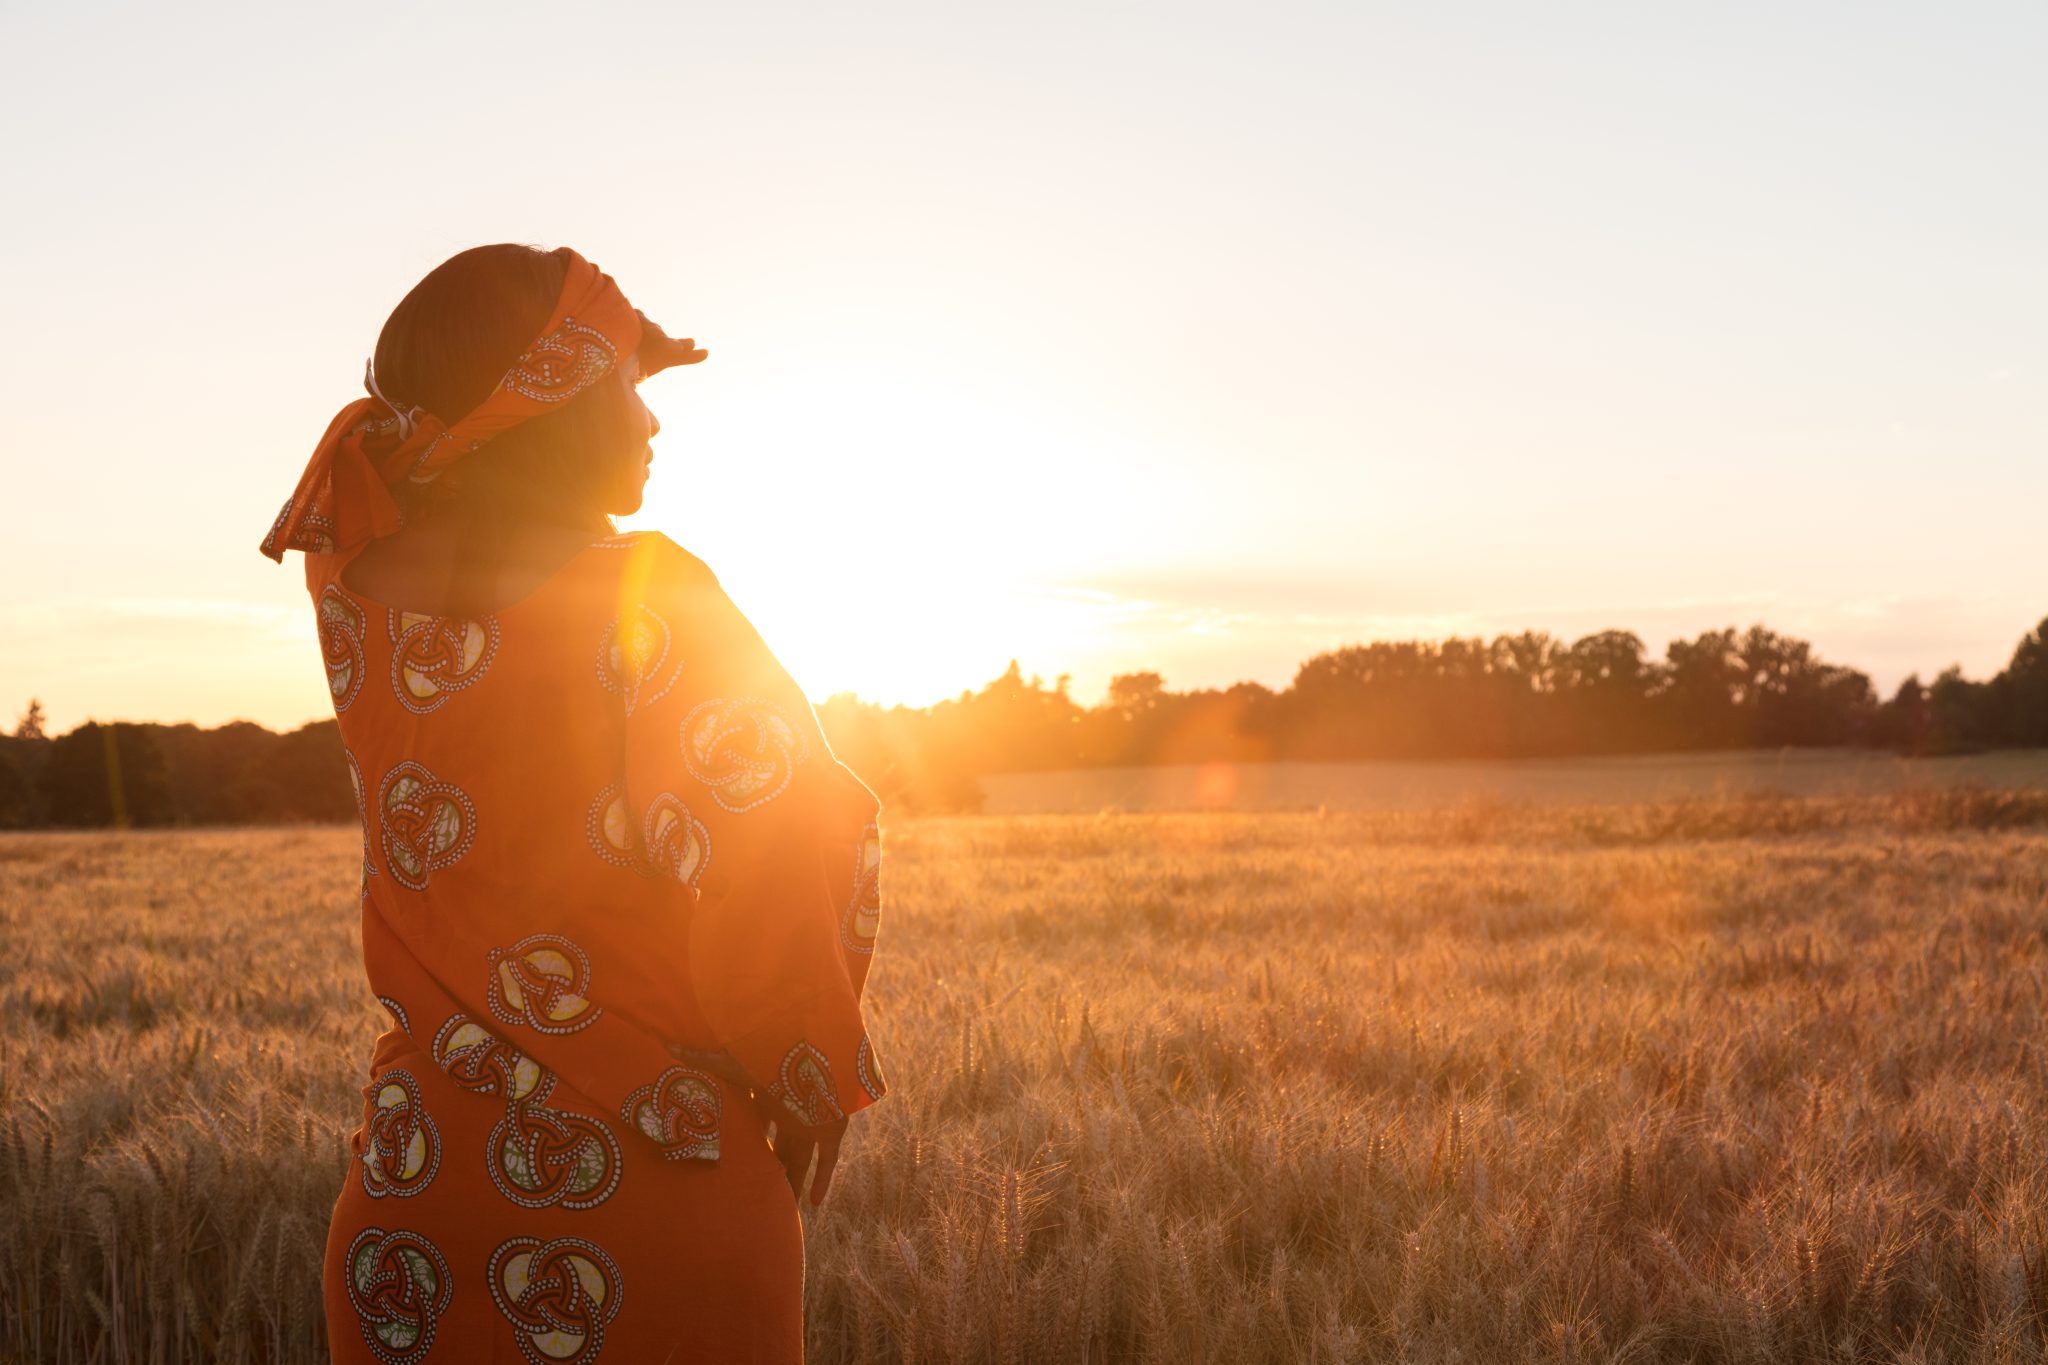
[309,529,886,1364]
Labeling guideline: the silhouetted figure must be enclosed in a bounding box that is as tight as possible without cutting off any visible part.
[261,244,888,1363]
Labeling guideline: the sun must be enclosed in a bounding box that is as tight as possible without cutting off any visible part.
[624,359,1160,709]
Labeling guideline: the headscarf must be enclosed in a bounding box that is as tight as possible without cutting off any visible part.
[259,248,705,562]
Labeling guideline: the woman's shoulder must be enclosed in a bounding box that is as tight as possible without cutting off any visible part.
[593,529,714,577]
[588,531,733,608]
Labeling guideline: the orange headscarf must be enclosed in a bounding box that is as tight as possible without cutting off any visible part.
[260,248,703,562]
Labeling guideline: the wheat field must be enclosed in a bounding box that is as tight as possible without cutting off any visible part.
[5,790,2048,1362]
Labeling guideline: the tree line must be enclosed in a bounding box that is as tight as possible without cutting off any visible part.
[3,615,2043,827]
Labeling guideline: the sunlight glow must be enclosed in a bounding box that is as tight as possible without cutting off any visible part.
[624,349,1175,706]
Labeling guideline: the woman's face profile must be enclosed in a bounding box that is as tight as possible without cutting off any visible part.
[610,353,663,515]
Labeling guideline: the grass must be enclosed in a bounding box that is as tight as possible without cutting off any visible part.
[4,788,2048,1361]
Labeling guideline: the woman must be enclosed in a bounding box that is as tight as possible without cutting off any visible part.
[260,243,888,1363]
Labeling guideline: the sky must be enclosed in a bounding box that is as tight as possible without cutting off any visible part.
[1,1,2042,736]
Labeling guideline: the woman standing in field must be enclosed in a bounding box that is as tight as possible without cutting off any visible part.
[260,243,888,1363]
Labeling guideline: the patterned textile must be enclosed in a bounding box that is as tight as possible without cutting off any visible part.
[300,531,887,1362]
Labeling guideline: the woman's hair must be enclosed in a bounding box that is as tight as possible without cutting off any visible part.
[372,243,645,541]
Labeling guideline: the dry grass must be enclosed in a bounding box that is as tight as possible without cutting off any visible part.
[4,792,2048,1362]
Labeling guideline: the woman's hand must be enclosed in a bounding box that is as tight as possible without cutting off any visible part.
[634,311,709,376]
[666,1042,849,1206]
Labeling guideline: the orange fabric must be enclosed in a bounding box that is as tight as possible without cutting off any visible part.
[304,531,887,1363]
[260,250,704,564]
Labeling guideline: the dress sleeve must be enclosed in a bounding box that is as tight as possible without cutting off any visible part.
[615,534,889,1127]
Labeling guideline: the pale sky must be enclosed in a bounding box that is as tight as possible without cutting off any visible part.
[2,1,2042,736]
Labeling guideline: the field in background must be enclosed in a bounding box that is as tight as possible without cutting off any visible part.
[977,747,2048,814]
[6,789,2048,1361]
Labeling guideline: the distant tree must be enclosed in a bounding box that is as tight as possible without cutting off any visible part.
[2000,617,2048,748]
[1490,631,1563,755]
[38,722,175,827]
[1107,671,1167,720]
[155,721,280,823]
[928,660,1086,774]
[1286,641,1425,758]
[1737,626,1865,746]
[1927,666,1995,754]
[263,722,355,820]
[13,699,46,741]
[0,750,31,828]
[1558,630,1658,752]
[1661,628,1746,749]
[1220,680,1280,760]
[1867,675,1925,753]
[0,717,51,826]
